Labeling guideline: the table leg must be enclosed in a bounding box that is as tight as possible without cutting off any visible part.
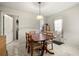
[40,41,45,56]
[46,40,54,54]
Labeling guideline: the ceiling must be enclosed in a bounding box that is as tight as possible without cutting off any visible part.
[0,2,78,16]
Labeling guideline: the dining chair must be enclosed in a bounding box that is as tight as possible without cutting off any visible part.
[45,32,54,53]
[25,31,36,48]
[43,32,54,50]
[25,32,43,56]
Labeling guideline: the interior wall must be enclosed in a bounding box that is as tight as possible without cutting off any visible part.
[0,11,1,35]
[0,11,4,35]
[0,6,40,41]
[47,4,79,48]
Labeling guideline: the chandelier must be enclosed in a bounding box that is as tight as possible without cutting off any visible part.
[36,2,44,20]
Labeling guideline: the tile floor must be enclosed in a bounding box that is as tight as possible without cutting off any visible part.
[6,40,79,56]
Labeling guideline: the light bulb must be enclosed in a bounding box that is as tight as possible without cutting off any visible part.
[36,15,44,20]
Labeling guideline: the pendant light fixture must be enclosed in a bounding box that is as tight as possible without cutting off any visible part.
[36,2,44,20]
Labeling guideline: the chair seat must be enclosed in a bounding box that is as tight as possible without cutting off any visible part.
[32,42,42,50]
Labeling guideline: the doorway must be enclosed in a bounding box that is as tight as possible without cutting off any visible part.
[16,19,19,40]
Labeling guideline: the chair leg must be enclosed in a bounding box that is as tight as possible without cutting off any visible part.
[26,43,27,48]
[31,47,33,56]
[30,46,33,56]
[45,43,47,53]
[27,46,30,53]
[6,50,8,56]
[51,42,53,49]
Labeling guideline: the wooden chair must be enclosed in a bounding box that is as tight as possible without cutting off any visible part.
[0,36,8,56]
[25,32,43,56]
[41,23,54,54]
[29,40,43,56]
[45,32,54,53]
[42,31,54,50]
[25,31,36,48]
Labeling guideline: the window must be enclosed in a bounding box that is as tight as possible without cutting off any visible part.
[54,19,63,42]
[54,19,63,33]
[40,20,44,31]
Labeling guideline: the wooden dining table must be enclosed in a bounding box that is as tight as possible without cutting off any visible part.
[31,33,54,56]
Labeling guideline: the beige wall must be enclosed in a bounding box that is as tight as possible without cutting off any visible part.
[0,6,40,41]
[0,11,1,35]
[47,4,79,48]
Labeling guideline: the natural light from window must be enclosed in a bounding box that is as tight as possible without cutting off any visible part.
[54,19,63,33]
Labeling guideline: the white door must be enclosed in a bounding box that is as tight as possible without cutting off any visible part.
[4,14,13,44]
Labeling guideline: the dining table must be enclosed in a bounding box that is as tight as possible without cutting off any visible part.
[31,33,54,56]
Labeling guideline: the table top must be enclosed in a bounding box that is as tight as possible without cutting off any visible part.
[31,33,46,41]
